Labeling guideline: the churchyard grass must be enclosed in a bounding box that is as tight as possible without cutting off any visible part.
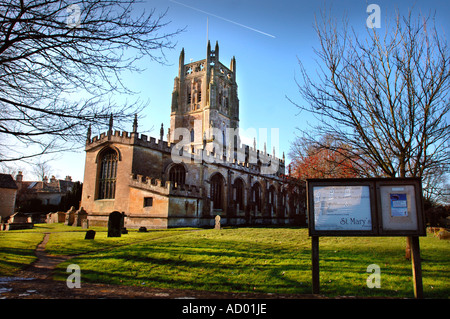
[0,231,44,276]
[54,227,449,298]
[1,224,448,298]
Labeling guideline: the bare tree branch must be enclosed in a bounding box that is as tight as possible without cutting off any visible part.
[0,0,183,162]
[290,9,449,198]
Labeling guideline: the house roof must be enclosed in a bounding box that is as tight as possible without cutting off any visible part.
[0,174,18,189]
[21,178,75,194]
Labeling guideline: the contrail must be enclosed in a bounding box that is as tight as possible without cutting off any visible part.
[169,0,276,38]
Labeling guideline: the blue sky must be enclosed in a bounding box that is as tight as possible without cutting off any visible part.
[10,0,450,182]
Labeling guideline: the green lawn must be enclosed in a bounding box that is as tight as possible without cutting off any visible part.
[0,231,44,276]
[1,224,449,298]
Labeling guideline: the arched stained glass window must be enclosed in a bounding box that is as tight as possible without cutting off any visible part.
[98,149,118,199]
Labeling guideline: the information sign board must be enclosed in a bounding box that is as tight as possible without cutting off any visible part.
[307,178,425,236]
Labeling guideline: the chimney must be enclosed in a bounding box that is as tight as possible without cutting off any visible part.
[65,176,72,182]
[15,171,23,182]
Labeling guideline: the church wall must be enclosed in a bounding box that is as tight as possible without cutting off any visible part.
[167,196,204,227]
[81,141,134,226]
[126,187,169,229]
[131,146,165,179]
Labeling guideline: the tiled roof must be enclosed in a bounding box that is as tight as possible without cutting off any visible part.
[0,174,18,189]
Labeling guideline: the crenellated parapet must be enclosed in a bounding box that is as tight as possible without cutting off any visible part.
[129,174,202,198]
[87,130,173,154]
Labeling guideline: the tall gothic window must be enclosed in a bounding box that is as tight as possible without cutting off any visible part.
[169,164,186,186]
[98,149,118,199]
[210,174,224,210]
[234,178,244,210]
[252,182,262,210]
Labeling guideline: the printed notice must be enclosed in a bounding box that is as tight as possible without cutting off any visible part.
[390,193,408,217]
[313,186,372,231]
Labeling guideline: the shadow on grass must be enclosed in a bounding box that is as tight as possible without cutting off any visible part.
[51,229,449,298]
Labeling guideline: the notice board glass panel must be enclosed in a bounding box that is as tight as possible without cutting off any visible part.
[313,185,372,231]
[379,185,418,231]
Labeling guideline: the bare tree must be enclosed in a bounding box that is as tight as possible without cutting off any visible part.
[290,10,450,259]
[0,0,182,162]
[291,10,449,184]
[32,158,52,181]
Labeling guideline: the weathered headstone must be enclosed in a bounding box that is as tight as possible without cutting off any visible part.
[72,207,87,227]
[138,226,147,232]
[121,227,128,234]
[107,211,122,237]
[56,211,66,223]
[215,215,221,230]
[10,212,27,223]
[64,206,76,226]
[5,212,34,230]
[82,219,89,229]
[85,230,96,240]
[48,211,66,223]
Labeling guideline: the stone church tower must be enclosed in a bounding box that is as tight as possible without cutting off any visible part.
[169,41,239,147]
[80,41,306,229]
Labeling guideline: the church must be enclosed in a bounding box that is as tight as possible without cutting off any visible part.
[80,42,306,229]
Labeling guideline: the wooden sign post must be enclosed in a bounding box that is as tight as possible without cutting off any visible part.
[311,236,320,294]
[307,178,425,298]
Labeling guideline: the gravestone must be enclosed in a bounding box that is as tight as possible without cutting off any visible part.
[72,207,88,227]
[215,215,221,230]
[108,211,122,237]
[5,212,34,230]
[46,212,53,223]
[138,226,147,233]
[82,219,89,229]
[85,230,96,240]
[10,212,27,223]
[55,211,66,223]
[64,206,76,226]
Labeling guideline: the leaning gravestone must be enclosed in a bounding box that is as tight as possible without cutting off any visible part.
[108,211,122,237]
[85,230,96,240]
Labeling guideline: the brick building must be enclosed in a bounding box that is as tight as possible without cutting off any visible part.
[80,42,305,229]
